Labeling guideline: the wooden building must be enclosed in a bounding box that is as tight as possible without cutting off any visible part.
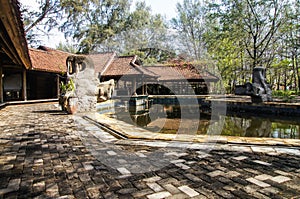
[92,53,158,96]
[92,52,219,96]
[28,46,71,100]
[144,63,219,95]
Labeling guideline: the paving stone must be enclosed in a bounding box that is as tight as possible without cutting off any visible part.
[224,171,241,178]
[107,151,117,156]
[274,170,292,176]
[175,163,190,170]
[162,184,181,194]
[8,178,21,191]
[246,177,271,188]
[33,181,45,193]
[178,185,199,197]
[117,167,131,175]
[146,182,164,192]
[166,193,189,199]
[184,173,202,182]
[271,175,291,183]
[0,103,300,199]
[131,189,153,198]
[117,187,137,195]
[232,156,248,161]
[46,183,59,197]
[146,191,171,199]
[207,170,224,177]
[255,174,273,181]
[252,160,272,166]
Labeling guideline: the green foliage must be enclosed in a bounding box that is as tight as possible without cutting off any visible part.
[56,41,78,53]
[171,0,208,60]
[21,0,300,93]
[272,90,298,102]
[60,78,75,94]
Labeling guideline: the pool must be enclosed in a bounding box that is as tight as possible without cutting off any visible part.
[103,103,300,139]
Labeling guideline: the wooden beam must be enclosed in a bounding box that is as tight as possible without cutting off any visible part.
[0,0,31,69]
[57,75,60,98]
[0,66,3,103]
[22,67,27,100]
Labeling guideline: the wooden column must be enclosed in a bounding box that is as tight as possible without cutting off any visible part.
[133,78,137,96]
[145,83,148,95]
[142,78,145,95]
[22,68,27,101]
[57,75,60,98]
[0,67,3,103]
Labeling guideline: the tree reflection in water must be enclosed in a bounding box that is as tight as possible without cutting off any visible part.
[110,104,300,139]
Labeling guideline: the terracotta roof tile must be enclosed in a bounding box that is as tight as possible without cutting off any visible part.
[145,63,219,82]
[101,55,157,78]
[29,46,73,73]
[89,52,115,74]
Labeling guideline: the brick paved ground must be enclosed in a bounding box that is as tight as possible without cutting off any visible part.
[0,103,300,198]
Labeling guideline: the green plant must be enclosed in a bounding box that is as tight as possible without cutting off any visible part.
[272,90,298,102]
[60,78,75,94]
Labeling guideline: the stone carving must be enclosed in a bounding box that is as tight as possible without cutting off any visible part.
[234,67,272,103]
[97,79,115,102]
[59,55,100,113]
[250,67,272,103]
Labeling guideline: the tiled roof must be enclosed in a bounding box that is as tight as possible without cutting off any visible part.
[101,55,158,78]
[29,46,73,73]
[89,52,116,74]
[145,63,219,82]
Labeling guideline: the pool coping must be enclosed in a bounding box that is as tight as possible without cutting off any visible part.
[85,112,300,147]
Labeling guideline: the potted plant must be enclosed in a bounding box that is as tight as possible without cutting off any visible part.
[59,78,77,114]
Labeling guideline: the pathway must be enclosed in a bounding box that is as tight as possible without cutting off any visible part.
[0,103,299,198]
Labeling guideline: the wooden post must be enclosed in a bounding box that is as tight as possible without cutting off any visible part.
[133,78,137,96]
[142,78,145,95]
[0,67,3,103]
[57,75,60,98]
[22,67,27,101]
[145,83,148,95]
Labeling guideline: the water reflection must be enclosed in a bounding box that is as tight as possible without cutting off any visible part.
[109,104,300,139]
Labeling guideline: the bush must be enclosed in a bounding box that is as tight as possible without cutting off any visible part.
[272,90,299,102]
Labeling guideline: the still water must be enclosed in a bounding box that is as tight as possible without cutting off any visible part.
[105,104,300,139]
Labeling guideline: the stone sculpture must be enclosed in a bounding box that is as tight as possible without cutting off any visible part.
[250,67,272,103]
[97,79,115,102]
[234,67,272,103]
[59,55,100,113]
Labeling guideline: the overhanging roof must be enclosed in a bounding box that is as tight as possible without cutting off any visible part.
[0,0,31,69]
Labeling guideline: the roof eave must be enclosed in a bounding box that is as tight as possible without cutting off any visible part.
[0,0,32,69]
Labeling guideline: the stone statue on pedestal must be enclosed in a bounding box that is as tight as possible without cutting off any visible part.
[250,67,272,103]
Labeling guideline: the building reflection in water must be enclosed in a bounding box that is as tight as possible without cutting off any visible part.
[111,103,300,139]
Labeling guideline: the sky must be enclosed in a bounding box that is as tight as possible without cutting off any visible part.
[20,0,183,48]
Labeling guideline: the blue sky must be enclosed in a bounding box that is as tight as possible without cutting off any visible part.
[20,0,183,47]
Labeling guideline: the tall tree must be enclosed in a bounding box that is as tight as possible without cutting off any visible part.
[171,0,207,60]
[97,1,174,63]
[209,0,285,69]
[21,0,131,52]
[277,0,300,90]
[21,0,66,46]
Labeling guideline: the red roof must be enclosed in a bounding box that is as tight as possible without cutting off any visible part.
[29,46,72,73]
[145,63,219,82]
[89,52,115,74]
[101,55,158,78]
